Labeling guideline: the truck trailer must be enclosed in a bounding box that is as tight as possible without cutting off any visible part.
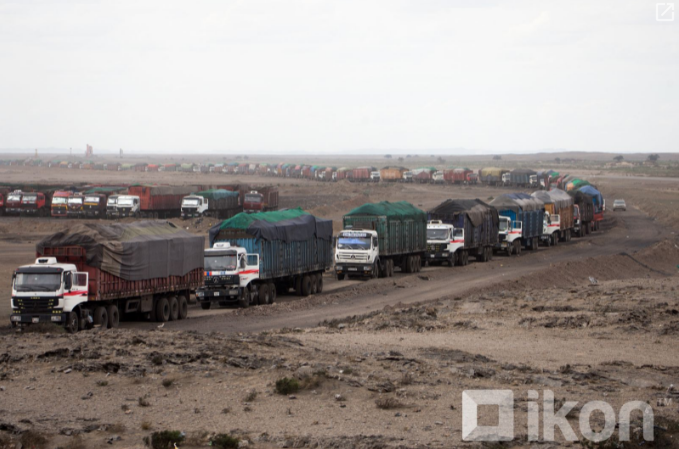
[490,194,545,255]
[531,189,574,245]
[427,199,499,265]
[10,221,204,332]
[200,208,333,308]
[127,185,200,218]
[336,201,427,279]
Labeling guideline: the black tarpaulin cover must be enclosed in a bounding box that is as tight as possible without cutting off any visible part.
[428,199,498,227]
[36,221,204,281]
[490,193,544,213]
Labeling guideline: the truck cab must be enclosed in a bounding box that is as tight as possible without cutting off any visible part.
[432,171,444,184]
[529,174,538,187]
[10,257,89,330]
[243,191,264,213]
[114,195,140,218]
[6,191,23,215]
[573,205,581,235]
[181,195,208,219]
[67,194,85,218]
[502,172,512,186]
[370,171,381,182]
[83,194,107,218]
[106,195,119,219]
[426,220,464,266]
[402,171,413,183]
[21,192,48,216]
[497,216,523,255]
[196,242,261,308]
[334,229,379,279]
[51,191,72,217]
[541,212,561,246]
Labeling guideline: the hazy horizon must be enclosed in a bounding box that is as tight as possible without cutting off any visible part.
[1,1,677,154]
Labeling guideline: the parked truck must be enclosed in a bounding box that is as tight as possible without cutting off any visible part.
[10,221,204,331]
[127,185,199,218]
[578,185,604,231]
[504,169,537,187]
[50,191,71,217]
[531,189,574,245]
[479,168,509,186]
[181,189,241,219]
[242,187,279,213]
[335,201,427,279]
[572,191,595,237]
[66,194,85,218]
[427,199,499,265]
[21,191,52,217]
[490,194,545,255]
[106,194,141,219]
[200,208,333,308]
[83,193,108,218]
[5,191,23,215]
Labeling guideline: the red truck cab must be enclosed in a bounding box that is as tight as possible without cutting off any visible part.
[51,191,72,217]
[67,194,85,218]
[21,192,50,217]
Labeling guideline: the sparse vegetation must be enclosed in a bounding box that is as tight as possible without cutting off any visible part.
[647,153,660,162]
[138,396,151,407]
[20,430,48,449]
[161,377,174,388]
[141,421,152,430]
[151,354,164,366]
[96,380,109,387]
[243,389,258,402]
[375,396,404,409]
[613,155,624,162]
[400,372,414,385]
[64,434,86,449]
[493,155,502,160]
[145,430,184,449]
[275,377,300,395]
[210,433,240,449]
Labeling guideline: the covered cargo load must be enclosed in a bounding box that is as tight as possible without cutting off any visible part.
[128,185,200,218]
[577,185,604,231]
[531,189,575,244]
[380,167,407,182]
[490,193,544,252]
[509,168,537,186]
[479,167,509,185]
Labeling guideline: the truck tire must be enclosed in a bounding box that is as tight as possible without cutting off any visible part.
[301,275,312,297]
[65,311,80,333]
[178,296,188,319]
[168,296,179,321]
[552,235,558,247]
[371,263,378,279]
[337,273,345,281]
[93,306,109,329]
[258,283,270,305]
[295,276,303,296]
[310,274,319,294]
[388,259,394,277]
[155,297,170,322]
[238,286,251,308]
[107,305,120,329]
[268,283,277,303]
[316,275,323,294]
[200,301,211,310]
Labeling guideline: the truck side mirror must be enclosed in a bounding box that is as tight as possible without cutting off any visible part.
[240,258,246,269]
[64,272,72,290]
[372,237,378,248]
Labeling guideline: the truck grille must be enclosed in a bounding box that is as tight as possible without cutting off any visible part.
[207,275,239,285]
[427,243,443,252]
[338,253,369,261]
[13,297,58,313]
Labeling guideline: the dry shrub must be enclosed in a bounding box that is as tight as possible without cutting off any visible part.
[20,430,48,449]
[375,396,404,410]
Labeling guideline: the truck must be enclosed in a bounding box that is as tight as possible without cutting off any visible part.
[577,185,604,231]
[446,168,473,185]
[127,185,199,218]
[531,189,574,245]
[10,221,204,331]
[572,191,595,237]
[51,191,72,217]
[20,191,51,217]
[427,199,499,265]
[490,194,544,255]
[83,194,108,218]
[199,208,333,308]
[181,189,241,219]
[506,169,537,187]
[106,194,141,219]
[479,168,509,186]
[370,171,381,182]
[431,171,445,184]
[335,201,427,279]
[5,191,23,215]
[242,187,279,213]
[402,171,413,183]
[380,167,407,182]
[66,194,85,218]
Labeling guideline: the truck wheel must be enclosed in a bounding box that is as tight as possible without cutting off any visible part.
[268,283,277,303]
[552,235,558,247]
[65,311,79,333]
[238,286,251,308]
[388,259,395,277]
[415,256,421,272]
[310,274,319,294]
[371,264,378,279]
[155,297,170,322]
[295,276,303,296]
[93,306,109,329]
[337,273,345,281]
[107,305,120,328]
[200,302,211,310]
[168,296,179,321]
[258,284,270,305]
[316,275,323,294]
[178,296,188,319]
[301,275,312,297]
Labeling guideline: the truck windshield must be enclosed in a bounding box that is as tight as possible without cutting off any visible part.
[499,220,509,232]
[68,197,83,205]
[337,236,371,250]
[182,198,200,206]
[118,198,134,206]
[107,198,117,205]
[85,196,100,203]
[244,194,262,203]
[8,195,21,202]
[22,195,37,203]
[427,229,448,240]
[52,197,68,204]
[14,273,61,292]
[205,254,237,271]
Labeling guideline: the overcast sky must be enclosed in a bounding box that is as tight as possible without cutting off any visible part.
[0,0,677,155]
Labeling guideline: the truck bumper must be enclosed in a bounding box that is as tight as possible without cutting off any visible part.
[10,312,66,325]
[84,210,102,217]
[196,287,241,302]
[335,263,375,276]
[496,240,513,250]
[426,252,451,261]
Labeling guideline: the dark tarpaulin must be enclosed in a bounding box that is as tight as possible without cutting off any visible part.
[531,189,573,210]
[490,193,544,213]
[36,221,204,281]
[428,199,498,227]
[209,213,333,246]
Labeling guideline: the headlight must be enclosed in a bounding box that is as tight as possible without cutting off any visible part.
[51,316,61,322]
[11,316,20,321]
[196,291,204,297]
[364,266,372,270]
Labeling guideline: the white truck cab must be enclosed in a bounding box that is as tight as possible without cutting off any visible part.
[181,195,208,219]
[334,229,379,279]
[541,212,561,245]
[502,172,512,186]
[108,195,140,218]
[426,220,464,265]
[10,257,89,327]
[370,171,381,182]
[529,174,538,187]
[432,171,444,184]
[402,171,413,183]
[196,242,261,308]
[497,216,523,255]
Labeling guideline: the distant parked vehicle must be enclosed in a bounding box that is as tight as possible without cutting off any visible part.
[612,199,626,211]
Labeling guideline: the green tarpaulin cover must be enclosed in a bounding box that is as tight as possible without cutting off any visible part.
[345,201,426,221]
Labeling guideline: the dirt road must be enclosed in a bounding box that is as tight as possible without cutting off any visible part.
[144,205,670,335]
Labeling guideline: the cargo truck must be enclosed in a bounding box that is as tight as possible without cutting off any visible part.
[531,189,574,245]
[572,191,595,237]
[335,201,427,280]
[200,208,333,308]
[10,221,204,332]
[5,191,23,215]
[127,185,199,218]
[51,191,71,217]
[66,194,85,218]
[21,191,51,217]
[479,168,509,186]
[578,185,604,231]
[106,194,141,219]
[83,194,108,218]
[490,194,544,255]
[242,187,279,213]
[181,189,241,219]
[427,199,499,265]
